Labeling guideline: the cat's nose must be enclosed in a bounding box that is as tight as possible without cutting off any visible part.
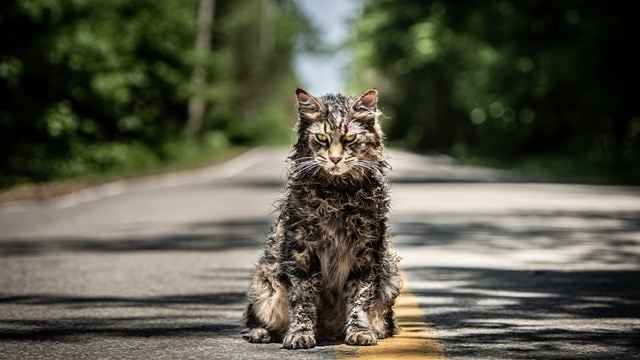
[329,156,343,165]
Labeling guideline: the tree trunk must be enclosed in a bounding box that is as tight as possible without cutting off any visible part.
[186,0,215,138]
[259,0,276,63]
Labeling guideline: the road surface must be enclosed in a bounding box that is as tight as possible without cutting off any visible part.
[1,147,639,359]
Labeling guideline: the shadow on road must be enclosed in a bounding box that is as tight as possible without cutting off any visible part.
[3,209,639,267]
[0,219,272,256]
[394,209,640,266]
[405,266,640,359]
[1,175,639,358]
[0,292,246,307]
[0,292,246,341]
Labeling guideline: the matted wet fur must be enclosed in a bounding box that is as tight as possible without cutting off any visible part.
[243,88,402,349]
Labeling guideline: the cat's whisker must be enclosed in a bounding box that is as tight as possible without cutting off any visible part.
[359,159,383,170]
[292,156,316,163]
[293,161,314,169]
[355,161,379,173]
[353,162,383,180]
[292,159,321,179]
[292,159,315,168]
[297,164,319,178]
[295,162,314,171]
[293,166,315,178]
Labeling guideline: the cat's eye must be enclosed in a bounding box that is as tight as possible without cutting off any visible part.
[344,133,357,142]
[315,133,328,142]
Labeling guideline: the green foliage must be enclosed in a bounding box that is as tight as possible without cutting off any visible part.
[0,0,311,188]
[351,1,639,182]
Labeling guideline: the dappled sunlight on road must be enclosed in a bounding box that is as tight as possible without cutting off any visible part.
[394,208,640,270]
[1,148,638,359]
[405,267,640,359]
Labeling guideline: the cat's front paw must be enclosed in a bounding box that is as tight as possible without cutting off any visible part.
[244,327,272,343]
[345,329,378,346]
[282,330,316,349]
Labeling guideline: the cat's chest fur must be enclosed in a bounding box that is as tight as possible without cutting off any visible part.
[314,212,353,292]
[301,188,374,292]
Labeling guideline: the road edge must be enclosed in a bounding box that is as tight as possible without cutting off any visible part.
[0,147,272,214]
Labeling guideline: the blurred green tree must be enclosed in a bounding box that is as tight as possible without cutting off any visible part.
[0,0,313,187]
[350,0,639,182]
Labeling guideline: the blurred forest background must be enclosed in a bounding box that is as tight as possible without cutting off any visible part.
[350,1,639,183]
[1,0,638,191]
[0,0,313,189]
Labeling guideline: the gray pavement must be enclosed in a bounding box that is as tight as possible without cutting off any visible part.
[1,147,639,359]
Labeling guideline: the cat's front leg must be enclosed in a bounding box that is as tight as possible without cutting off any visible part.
[282,244,320,349]
[344,272,379,346]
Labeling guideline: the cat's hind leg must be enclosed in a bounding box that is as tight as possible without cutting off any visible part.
[244,264,290,343]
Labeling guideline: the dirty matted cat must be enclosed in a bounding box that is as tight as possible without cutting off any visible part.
[243,88,402,349]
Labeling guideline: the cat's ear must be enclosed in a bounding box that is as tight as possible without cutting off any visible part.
[354,89,378,112]
[296,88,321,112]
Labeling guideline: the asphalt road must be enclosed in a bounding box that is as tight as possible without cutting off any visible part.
[1,147,639,359]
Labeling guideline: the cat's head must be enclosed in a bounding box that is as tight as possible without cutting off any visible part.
[291,88,386,179]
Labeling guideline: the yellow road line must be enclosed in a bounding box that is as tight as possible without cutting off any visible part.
[336,272,446,359]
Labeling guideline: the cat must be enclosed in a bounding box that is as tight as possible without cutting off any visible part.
[243,88,402,349]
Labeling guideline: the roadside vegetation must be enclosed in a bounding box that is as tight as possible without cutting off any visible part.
[0,0,312,190]
[350,1,639,184]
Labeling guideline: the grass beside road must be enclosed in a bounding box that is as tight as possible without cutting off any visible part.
[451,148,640,185]
[0,141,247,205]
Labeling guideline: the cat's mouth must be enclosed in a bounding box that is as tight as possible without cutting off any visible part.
[316,156,353,176]
[326,165,350,176]
[322,157,355,176]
